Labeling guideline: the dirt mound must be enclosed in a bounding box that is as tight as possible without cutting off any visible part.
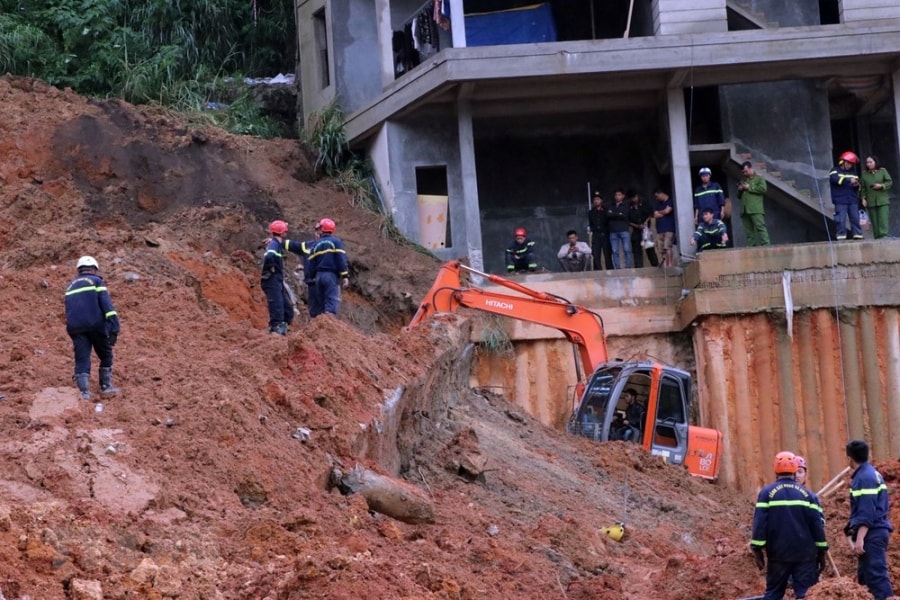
[0,75,897,599]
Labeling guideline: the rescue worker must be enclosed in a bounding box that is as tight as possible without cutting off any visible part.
[261,220,308,335]
[689,207,729,252]
[750,451,828,600]
[64,255,121,400]
[306,218,350,316]
[844,439,894,600]
[830,151,863,240]
[693,167,726,223]
[505,227,538,273]
[298,222,323,318]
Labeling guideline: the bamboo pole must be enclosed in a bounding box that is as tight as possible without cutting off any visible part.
[815,465,851,579]
[817,465,851,498]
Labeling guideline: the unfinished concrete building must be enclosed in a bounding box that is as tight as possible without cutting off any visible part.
[295,0,900,490]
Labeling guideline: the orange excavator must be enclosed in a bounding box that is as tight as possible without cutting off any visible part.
[408,260,723,480]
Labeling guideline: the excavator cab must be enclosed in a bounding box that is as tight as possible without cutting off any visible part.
[568,362,722,480]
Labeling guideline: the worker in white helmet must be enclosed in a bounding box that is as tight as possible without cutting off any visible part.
[64,256,121,400]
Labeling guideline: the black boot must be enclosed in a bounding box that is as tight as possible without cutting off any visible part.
[99,367,121,398]
[74,373,91,400]
[273,322,288,336]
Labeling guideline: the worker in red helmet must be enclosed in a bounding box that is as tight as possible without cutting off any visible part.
[261,220,311,335]
[306,218,350,317]
[750,451,828,600]
[829,151,863,240]
[505,226,538,273]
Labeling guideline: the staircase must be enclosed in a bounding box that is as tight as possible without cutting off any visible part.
[689,142,833,227]
[725,0,776,30]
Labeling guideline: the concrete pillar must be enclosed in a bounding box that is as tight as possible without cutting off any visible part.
[894,68,900,171]
[457,92,484,271]
[449,0,466,48]
[666,87,695,261]
[376,0,394,88]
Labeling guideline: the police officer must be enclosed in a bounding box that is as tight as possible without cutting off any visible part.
[261,220,308,335]
[845,439,894,600]
[306,218,349,316]
[751,451,828,600]
[64,255,121,400]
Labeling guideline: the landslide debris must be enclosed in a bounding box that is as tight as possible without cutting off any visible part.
[1,75,898,599]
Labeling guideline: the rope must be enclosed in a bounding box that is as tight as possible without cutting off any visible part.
[801,106,848,436]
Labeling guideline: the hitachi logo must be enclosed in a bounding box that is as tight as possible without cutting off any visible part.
[485,300,514,310]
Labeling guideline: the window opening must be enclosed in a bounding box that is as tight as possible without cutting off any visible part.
[415,166,451,249]
[313,9,330,89]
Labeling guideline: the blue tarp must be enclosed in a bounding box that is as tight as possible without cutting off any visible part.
[464,2,557,47]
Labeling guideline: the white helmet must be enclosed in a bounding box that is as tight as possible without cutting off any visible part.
[76,256,99,270]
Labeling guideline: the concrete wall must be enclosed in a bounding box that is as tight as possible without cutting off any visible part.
[297,0,335,117]
[840,0,900,23]
[652,0,727,35]
[382,116,469,261]
[332,0,383,115]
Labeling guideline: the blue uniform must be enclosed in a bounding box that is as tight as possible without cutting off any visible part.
[829,165,861,238]
[65,273,120,374]
[505,238,537,272]
[692,218,728,251]
[751,476,828,599]
[307,233,349,316]
[693,182,726,219]
[848,462,894,600]
[261,237,307,329]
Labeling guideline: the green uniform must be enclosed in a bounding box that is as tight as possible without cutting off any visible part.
[860,168,893,239]
[739,174,769,247]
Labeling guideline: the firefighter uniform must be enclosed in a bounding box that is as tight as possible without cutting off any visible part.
[691,218,729,251]
[307,233,349,316]
[505,238,537,272]
[751,476,828,599]
[65,260,121,399]
[261,237,307,333]
[847,461,894,600]
[829,164,862,239]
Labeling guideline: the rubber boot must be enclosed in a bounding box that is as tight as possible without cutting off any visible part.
[99,367,121,398]
[273,322,288,336]
[74,373,91,401]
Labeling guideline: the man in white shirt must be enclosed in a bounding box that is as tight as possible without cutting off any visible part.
[557,230,593,272]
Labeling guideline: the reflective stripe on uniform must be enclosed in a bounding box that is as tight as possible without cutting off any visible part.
[65,286,99,296]
[851,484,888,496]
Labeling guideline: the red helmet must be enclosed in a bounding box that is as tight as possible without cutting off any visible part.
[318,218,336,233]
[514,227,527,237]
[840,151,859,165]
[773,451,798,475]
[795,455,807,470]
[268,220,288,235]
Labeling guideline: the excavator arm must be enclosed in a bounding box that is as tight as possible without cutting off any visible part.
[408,261,609,379]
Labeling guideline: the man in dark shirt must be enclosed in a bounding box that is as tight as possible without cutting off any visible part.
[607,188,632,269]
[588,192,613,270]
[627,190,659,268]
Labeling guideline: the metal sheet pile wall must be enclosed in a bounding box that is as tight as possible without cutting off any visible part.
[694,308,900,493]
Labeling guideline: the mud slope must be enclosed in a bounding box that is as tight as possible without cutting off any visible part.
[0,75,897,600]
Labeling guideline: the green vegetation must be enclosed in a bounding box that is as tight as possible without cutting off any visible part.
[477,316,515,357]
[0,0,294,136]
